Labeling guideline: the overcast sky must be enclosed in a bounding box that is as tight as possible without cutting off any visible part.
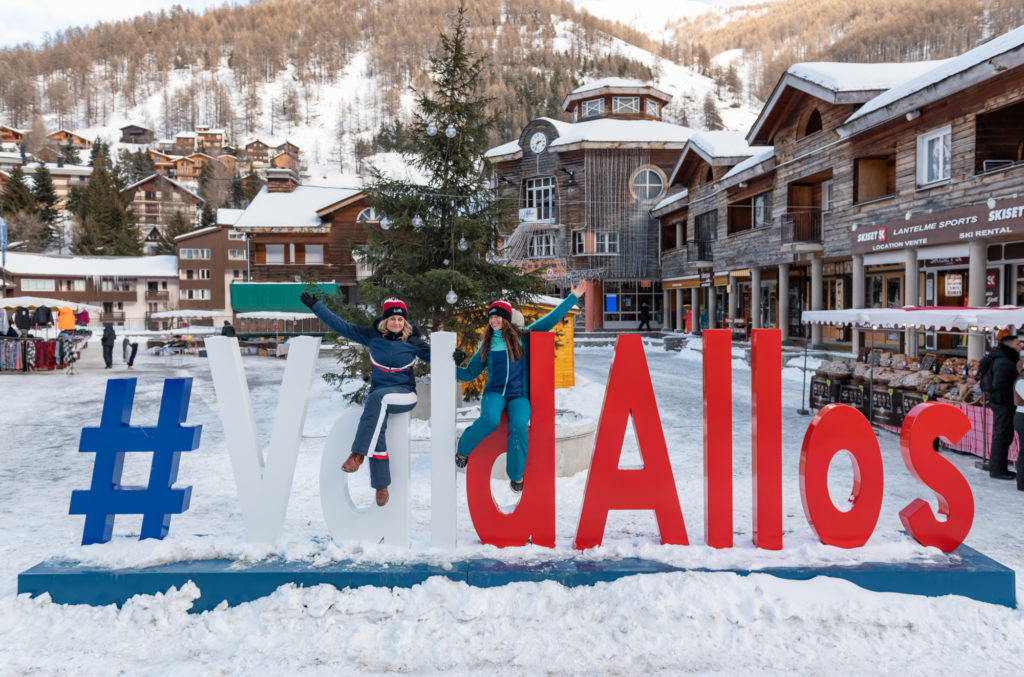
[0,1,245,49]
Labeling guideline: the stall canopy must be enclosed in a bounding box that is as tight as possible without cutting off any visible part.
[149,309,223,319]
[236,311,317,321]
[230,282,343,313]
[801,306,1024,331]
[1,296,102,313]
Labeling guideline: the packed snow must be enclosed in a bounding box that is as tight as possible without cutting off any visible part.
[1,334,1023,673]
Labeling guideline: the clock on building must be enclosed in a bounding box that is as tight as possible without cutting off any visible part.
[529,132,548,153]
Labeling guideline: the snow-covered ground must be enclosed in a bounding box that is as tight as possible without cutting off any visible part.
[2,334,1023,674]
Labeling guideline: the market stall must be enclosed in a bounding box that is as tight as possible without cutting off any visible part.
[1,297,99,373]
[801,306,1024,463]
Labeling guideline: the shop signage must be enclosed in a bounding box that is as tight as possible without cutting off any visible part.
[851,196,1024,254]
[511,257,566,279]
[72,332,974,555]
[945,273,963,296]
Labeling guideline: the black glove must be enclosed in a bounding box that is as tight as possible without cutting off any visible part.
[299,291,318,308]
[453,348,467,365]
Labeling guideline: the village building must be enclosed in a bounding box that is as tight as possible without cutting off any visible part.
[121,174,205,254]
[486,78,690,329]
[120,124,155,145]
[0,252,178,327]
[47,129,92,150]
[231,169,372,311]
[22,160,92,211]
[172,208,248,324]
[0,124,26,145]
[653,25,1024,361]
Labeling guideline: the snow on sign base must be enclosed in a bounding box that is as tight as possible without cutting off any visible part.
[17,543,1015,612]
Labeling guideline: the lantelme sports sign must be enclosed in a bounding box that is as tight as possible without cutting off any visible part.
[71,330,975,554]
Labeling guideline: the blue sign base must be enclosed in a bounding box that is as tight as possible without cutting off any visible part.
[18,544,1015,613]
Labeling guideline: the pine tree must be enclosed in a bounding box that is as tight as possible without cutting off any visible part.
[200,202,216,229]
[230,173,246,208]
[156,210,192,255]
[60,141,82,166]
[73,152,141,256]
[31,162,60,249]
[89,138,111,168]
[321,1,543,401]
[241,171,264,203]
[0,166,36,219]
[703,94,724,131]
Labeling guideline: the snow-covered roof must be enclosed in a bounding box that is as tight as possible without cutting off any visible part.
[175,225,219,241]
[22,162,92,176]
[122,173,203,201]
[236,311,317,320]
[485,117,693,160]
[747,60,945,145]
[719,148,777,187]
[562,78,672,110]
[0,295,101,312]
[176,131,198,138]
[668,132,769,186]
[652,188,689,214]
[841,25,1024,135]
[1,252,178,277]
[234,185,363,230]
[218,208,245,226]
[150,309,222,318]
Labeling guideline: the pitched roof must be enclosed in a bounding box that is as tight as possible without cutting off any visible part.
[561,78,672,110]
[234,185,363,230]
[485,117,693,160]
[1,252,178,277]
[121,173,203,202]
[840,25,1024,136]
[746,60,944,145]
[668,131,770,185]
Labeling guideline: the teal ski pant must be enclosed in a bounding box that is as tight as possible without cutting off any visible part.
[457,391,531,482]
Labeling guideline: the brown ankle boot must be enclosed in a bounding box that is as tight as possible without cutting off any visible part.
[375,487,389,506]
[342,453,364,473]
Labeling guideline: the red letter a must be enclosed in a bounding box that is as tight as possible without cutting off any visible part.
[574,334,687,549]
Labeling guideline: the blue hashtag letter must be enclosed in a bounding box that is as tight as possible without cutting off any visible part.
[70,378,202,545]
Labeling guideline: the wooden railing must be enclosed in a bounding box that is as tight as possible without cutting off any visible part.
[780,210,822,244]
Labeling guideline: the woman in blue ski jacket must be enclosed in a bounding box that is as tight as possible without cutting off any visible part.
[301,292,430,506]
[452,281,586,492]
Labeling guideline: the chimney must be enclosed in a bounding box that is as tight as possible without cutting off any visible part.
[57,156,65,168]
[265,168,300,193]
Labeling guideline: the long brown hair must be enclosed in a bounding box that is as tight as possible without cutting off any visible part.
[479,318,524,362]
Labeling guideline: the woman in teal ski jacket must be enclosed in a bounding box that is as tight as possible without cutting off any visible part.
[453,281,586,491]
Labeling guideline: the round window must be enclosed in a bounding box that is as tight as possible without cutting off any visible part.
[357,207,379,222]
[631,168,664,200]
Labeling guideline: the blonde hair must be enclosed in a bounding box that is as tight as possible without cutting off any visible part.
[376,317,413,341]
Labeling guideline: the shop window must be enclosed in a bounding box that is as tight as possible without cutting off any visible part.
[265,244,285,264]
[357,207,379,223]
[612,96,640,114]
[595,232,618,254]
[802,109,823,137]
[630,167,665,201]
[581,99,604,118]
[916,125,951,185]
[525,177,555,221]
[854,155,895,203]
[305,244,324,265]
[527,233,555,258]
[974,101,1024,174]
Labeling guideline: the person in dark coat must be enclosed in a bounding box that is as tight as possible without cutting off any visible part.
[101,323,116,369]
[981,334,1022,480]
[301,292,430,507]
[638,302,652,331]
[122,336,138,369]
[221,320,237,337]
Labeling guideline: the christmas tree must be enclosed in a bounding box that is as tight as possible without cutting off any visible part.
[315,1,546,401]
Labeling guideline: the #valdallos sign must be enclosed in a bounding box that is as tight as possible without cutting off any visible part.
[71,330,974,555]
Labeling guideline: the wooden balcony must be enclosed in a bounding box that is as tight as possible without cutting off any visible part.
[780,210,823,251]
[146,290,169,301]
[686,240,714,265]
[100,311,125,324]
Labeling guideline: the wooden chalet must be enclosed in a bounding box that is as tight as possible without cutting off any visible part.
[0,125,26,145]
[232,169,373,304]
[122,174,204,253]
[48,129,92,149]
[120,125,155,144]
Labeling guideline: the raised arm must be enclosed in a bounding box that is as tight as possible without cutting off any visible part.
[302,293,376,345]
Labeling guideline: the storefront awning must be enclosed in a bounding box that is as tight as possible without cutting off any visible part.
[801,306,1024,330]
[230,282,344,313]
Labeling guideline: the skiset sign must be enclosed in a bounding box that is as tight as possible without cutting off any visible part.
[72,330,974,554]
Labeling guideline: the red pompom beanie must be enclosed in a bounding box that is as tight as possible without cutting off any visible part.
[488,298,513,322]
[382,297,408,319]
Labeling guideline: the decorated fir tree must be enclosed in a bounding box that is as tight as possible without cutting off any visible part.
[315,1,544,400]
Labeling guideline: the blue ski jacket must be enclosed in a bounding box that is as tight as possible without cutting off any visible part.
[309,300,430,391]
[457,294,577,398]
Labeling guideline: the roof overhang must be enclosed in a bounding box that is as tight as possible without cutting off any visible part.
[561,84,672,112]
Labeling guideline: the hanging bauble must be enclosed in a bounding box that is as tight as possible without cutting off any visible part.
[380,216,391,230]
[445,124,457,138]
[457,237,469,251]
[412,214,425,228]
[446,289,459,304]
[426,123,438,136]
